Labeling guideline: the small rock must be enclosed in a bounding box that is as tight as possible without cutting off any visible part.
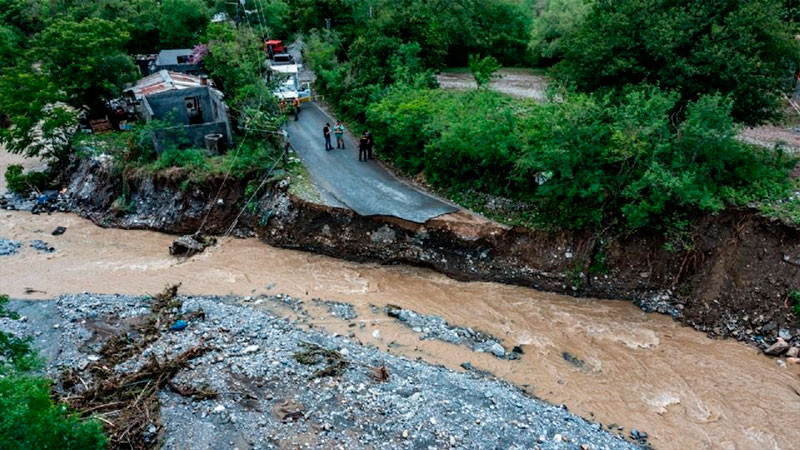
[213,405,226,413]
[786,357,800,366]
[777,359,786,368]
[787,347,799,358]
[372,329,381,338]
[243,345,259,354]
[51,226,67,236]
[429,417,437,425]
[778,329,793,341]
[489,342,505,358]
[764,338,789,356]
[402,430,409,439]
[87,354,100,362]
[553,434,562,443]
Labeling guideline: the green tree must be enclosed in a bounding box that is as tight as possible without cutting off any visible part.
[159,0,212,48]
[555,0,800,124]
[36,18,136,114]
[0,25,22,69]
[0,68,77,159]
[468,54,501,88]
[529,0,592,65]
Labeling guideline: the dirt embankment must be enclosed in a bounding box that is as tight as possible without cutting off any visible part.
[66,157,800,352]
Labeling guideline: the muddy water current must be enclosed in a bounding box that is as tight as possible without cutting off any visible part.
[1,210,799,449]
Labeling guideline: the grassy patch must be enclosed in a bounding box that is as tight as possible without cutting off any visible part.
[286,155,322,204]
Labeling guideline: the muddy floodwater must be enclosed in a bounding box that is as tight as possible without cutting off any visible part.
[1,210,799,449]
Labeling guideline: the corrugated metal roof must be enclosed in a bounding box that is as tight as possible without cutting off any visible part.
[125,70,222,100]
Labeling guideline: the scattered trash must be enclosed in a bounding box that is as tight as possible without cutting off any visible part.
[52,226,67,236]
[59,285,212,450]
[169,320,188,332]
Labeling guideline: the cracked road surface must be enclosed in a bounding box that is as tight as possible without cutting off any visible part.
[285,101,457,223]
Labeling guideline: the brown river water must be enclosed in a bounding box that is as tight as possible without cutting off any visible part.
[1,208,799,449]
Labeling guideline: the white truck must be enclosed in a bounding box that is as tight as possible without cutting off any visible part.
[268,53,311,102]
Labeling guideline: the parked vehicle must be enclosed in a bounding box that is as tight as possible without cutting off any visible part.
[264,39,287,58]
[267,52,311,102]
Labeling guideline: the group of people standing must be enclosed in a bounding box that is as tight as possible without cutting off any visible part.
[323,121,374,161]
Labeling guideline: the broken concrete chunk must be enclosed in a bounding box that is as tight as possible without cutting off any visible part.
[169,234,217,257]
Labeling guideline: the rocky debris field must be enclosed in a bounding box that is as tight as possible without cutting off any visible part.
[384,304,520,360]
[1,293,639,450]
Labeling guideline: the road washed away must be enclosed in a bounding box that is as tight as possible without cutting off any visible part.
[2,210,800,449]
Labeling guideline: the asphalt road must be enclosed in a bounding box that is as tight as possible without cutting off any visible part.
[286,102,457,223]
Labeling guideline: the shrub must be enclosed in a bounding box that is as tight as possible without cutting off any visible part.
[468,55,501,88]
[4,164,52,194]
[0,375,107,450]
[151,147,209,172]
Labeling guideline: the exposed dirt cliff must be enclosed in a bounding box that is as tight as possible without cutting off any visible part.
[66,157,800,352]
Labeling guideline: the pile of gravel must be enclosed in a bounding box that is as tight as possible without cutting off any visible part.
[0,238,21,256]
[3,294,638,450]
[385,305,517,359]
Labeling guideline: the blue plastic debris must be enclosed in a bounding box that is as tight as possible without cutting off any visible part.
[169,320,188,331]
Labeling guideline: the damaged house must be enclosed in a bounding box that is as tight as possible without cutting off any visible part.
[124,70,232,153]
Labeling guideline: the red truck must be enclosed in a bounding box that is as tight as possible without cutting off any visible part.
[264,40,287,58]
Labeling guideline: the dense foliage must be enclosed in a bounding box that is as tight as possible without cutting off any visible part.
[554,0,800,125]
[528,0,592,64]
[0,295,108,450]
[299,0,533,120]
[367,86,793,230]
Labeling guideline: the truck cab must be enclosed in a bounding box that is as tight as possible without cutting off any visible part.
[268,53,311,102]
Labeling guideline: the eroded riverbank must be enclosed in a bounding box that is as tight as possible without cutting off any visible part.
[2,210,799,449]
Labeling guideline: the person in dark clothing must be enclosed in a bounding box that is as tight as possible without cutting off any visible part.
[365,130,375,160]
[292,97,300,121]
[323,123,333,151]
[358,131,369,162]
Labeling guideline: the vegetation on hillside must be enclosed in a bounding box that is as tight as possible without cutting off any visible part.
[0,0,291,182]
[1,0,799,234]
[300,0,800,233]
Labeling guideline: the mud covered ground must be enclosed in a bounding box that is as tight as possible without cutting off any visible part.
[1,294,638,450]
